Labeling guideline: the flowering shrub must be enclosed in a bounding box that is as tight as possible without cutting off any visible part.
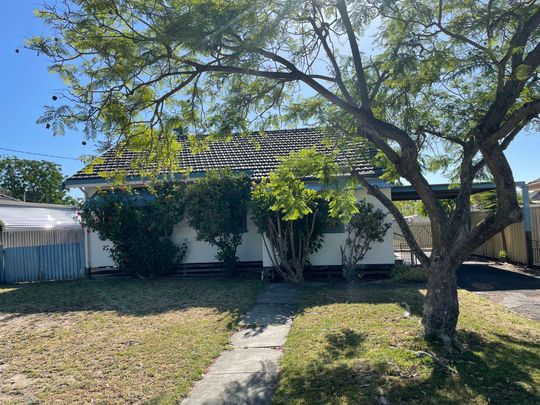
[79,184,186,277]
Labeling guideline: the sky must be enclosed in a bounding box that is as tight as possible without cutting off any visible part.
[0,1,539,197]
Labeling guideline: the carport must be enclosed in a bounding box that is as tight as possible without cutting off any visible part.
[0,200,85,283]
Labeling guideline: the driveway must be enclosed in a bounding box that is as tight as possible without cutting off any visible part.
[457,262,540,321]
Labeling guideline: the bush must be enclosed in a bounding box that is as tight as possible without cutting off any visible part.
[340,201,391,281]
[185,169,250,270]
[390,265,428,283]
[251,149,358,283]
[251,191,328,282]
[79,184,186,277]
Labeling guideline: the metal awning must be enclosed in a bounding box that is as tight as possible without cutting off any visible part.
[0,202,80,231]
[391,182,496,201]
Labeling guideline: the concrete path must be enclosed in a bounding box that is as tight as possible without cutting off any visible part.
[457,262,540,321]
[181,283,298,405]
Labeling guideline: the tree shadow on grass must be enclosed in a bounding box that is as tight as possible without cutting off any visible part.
[0,277,263,320]
[274,283,540,405]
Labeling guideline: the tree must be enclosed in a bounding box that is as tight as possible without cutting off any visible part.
[0,156,76,204]
[340,201,391,281]
[31,0,540,344]
[185,169,250,270]
[251,148,358,282]
[78,185,186,277]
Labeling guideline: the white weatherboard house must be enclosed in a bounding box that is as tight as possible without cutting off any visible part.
[64,128,395,272]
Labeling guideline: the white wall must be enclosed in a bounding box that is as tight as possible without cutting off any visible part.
[88,231,115,268]
[172,215,262,264]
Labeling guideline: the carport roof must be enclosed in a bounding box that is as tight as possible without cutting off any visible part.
[0,201,80,231]
[391,182,497,201]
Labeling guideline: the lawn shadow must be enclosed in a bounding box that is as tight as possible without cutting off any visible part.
[274,283,540,404]
[0,277,264,322]
[300,281,426,318]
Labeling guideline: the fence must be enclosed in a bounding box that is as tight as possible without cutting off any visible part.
[471,206,540,266]
[392,206,540,267]
[0,229,85,283]
[393,222,433,265]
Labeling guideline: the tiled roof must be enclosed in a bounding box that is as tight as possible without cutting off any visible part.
[65,128,380,185]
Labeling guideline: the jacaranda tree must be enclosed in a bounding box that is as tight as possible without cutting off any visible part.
[31,0,540,344]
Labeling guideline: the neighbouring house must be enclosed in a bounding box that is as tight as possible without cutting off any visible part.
[64,128,395,272]
[0,199,84,282]
[528,178,540,203]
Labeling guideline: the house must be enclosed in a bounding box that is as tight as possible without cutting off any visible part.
[64,128,395,271]
[528,178,540,203]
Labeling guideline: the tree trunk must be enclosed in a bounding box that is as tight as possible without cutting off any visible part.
[422,256,460,346]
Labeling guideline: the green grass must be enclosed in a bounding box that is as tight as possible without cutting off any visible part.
[0,278,263,404]
[273,283,540,405]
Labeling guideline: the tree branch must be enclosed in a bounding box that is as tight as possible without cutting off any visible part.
[336,0,371,108]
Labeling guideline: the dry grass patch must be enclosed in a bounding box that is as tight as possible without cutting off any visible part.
[0,278,262,404]
[273,284,540,405]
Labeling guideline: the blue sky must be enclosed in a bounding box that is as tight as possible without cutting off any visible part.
[0,1,539,194]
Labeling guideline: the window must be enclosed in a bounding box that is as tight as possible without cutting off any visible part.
[325,217,345,233]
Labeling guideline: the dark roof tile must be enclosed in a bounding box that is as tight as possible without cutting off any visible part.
[66,127,379,184]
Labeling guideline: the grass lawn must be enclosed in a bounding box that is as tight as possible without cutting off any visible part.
[0,278,263,404]
[273,283,540,405]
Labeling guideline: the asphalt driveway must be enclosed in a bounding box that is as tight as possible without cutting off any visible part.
[457,262,540,321]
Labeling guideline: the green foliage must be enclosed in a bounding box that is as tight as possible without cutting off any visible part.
[340,201,391,281]
[251,149,357,282]
[472,190,524,212]
[390,265,428,284]
[394,200,423,217]
[0,156,76,204]
[185,169,250,270]
[30,0,540,182]
[78,185,186,277]
[418,199,456,217]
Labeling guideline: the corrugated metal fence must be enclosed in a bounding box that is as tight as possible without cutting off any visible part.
[472,206,540,266]
[0,229,85,283]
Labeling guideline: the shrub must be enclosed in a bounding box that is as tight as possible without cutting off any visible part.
[251,149,358,283]
[340,201,391,281]
[390,265,428,283]
[78,184,186,277]
[185,169,250,270]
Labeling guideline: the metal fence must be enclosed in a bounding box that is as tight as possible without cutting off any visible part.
[0,229,85,283]
[393,229,432,266]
